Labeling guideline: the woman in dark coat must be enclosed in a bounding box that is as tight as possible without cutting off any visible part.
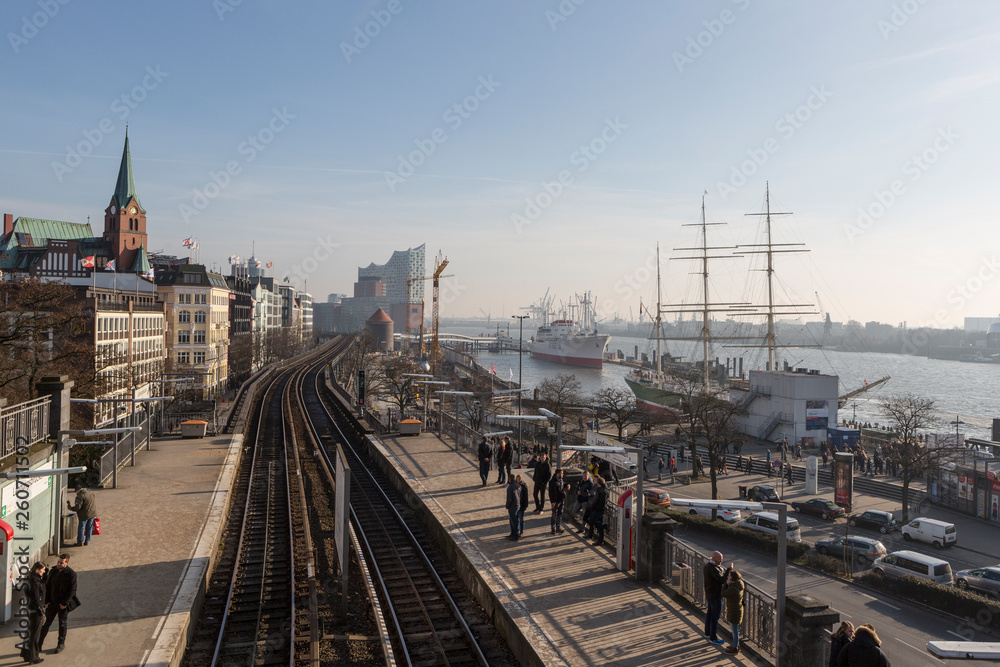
[837,623,890,667]
[721,569,745,654]
[829,621,854,667]
[21,562,46,664]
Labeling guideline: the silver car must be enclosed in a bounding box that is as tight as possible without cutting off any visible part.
[954,567,1000,597]
[815,536,887,565]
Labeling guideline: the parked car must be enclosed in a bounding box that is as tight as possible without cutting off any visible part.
[748,485,780,502]
[901,517,957,549]
[954,567,1000,597]
[643,488,671,507]
[872,550,953,585]
[791,498,846,521]
[687,506,742,522]
[815,536,887,565]
[737,511,802,541]
[848,510,898,534]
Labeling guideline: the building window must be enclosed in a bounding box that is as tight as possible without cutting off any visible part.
[178,331,190,344]
[178,310,190,323]
[177,351,189,364]
[194,330,205,344]
[193,352,205,364]
[194,310,206,323]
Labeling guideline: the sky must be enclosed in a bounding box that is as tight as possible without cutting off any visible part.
[2,1,999,329]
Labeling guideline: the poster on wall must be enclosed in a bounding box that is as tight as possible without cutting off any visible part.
[959,475,967,501]
[806,400,829,430]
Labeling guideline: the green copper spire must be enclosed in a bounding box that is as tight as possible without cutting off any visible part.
[113,131,143,211]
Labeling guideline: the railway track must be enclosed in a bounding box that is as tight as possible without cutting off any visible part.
[299,361,516,666]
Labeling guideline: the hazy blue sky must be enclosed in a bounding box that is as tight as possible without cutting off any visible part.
[2,1,998,328]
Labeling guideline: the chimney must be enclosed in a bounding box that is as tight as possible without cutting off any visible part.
[3,214,13,236]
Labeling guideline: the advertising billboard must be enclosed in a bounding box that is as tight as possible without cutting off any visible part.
[833,452,853,510]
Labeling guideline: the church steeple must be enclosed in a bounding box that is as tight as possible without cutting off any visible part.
[113,129,143,212]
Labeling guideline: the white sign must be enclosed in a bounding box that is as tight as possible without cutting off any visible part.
[584,431,638,469]
[0,462,53,520]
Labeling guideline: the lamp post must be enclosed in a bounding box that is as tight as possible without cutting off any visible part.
[512,314,529,461]
[538,408,563,463]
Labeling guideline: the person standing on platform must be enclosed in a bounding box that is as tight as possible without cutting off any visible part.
[745,456,753,475]
[590,477,609,546]
[703,551,731,646]
[532,453,551,513]
[39,554,79,654]
[505,478,521,541]
[721,569,745,655]
[20,562,46,664]
[829,621,854,667]
[496,439,511,484]
[68,487,96,547]
[477,438,491,487]
[836,623,889,666]
[575,470,595,526]
[516,474,529,537]
[548,469,569,534]
[658,456,665,481]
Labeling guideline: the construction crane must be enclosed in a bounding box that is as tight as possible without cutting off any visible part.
[405,255,452,355]
[430,251,450,375]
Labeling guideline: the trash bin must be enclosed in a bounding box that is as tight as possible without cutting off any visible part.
[62,513,78,546]
[738,484,748,499]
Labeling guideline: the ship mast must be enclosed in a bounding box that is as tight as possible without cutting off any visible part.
[655,243,662,375]
[700,193,711,389]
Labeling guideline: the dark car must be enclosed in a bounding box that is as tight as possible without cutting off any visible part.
[954,567,1000,597]
[815,536,887,565]
[848,510,898,534]
[748,485,780,502]
[791,498,846,521]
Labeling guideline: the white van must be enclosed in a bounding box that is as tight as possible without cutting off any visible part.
[737,511,802,542]
[872,550,953,585]
[901,517,956,549]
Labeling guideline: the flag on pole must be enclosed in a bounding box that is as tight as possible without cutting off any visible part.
[266,261,273,268]
[105,259,116,271]
[80,256,95,268]
[509,367,514,381]
[143,268,155,280]
[491,364,497,376]
[182,237,194,248]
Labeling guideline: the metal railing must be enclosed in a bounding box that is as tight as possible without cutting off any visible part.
[98,413,149,487]
[662,533,776,657]
[0,396,51,460]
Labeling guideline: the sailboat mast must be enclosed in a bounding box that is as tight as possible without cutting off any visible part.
[700,194,711,389]
[655,243,662,375]
[764,182,776,371]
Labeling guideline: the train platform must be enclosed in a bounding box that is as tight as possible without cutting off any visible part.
[0,432,243,667]
[372,431,759,667]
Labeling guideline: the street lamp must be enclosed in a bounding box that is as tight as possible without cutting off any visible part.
[538,408,563,463]
[512,314,529,460]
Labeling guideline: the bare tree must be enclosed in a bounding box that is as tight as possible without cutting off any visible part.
[878,393,945,521]
[379,356,422,421]
[537,373,582,419]
[686,388,742,512]
[593,386,641,440]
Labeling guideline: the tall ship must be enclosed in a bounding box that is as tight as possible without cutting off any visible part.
[527,292,610,368]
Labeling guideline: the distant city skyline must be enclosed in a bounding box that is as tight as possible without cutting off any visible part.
[2,2,999,327]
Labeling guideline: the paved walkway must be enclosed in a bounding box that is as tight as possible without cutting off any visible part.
[0,432,241,667]
[375,432,760,667]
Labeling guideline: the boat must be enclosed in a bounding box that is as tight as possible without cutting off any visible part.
[959,353,996,363]
[527,292,610,368]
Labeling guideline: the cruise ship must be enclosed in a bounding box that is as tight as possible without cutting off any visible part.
[526,291,610,368]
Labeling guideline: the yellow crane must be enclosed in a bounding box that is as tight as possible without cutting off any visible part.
[404,250,452,369]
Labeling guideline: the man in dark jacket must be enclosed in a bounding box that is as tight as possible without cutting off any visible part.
[477,438,492,487]
[703,551,731,645]
[575,471,595,530]
[20,562,46,664]
[837,623,890,666]
[505,478,520,541]
[590,477,609,546]
[532,453,552,513]
[68,487,97,546]
[517,474,529,537]
[548,468,569,534]
[39,554,78,654]
[496,440,512,484]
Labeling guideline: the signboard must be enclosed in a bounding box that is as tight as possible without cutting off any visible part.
[0,462,53,519]
[806,400,829,430]
[585,431,639,471]
[833,452,853,510]
[958,475,967,500]
[805,456,818,495]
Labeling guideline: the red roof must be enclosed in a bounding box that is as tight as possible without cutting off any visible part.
[367,308,393,323]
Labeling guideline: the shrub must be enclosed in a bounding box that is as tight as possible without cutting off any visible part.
[858,571,1000,631]
[799,552,851,577]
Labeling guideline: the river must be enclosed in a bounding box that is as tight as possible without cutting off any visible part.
[443,325,1000,440]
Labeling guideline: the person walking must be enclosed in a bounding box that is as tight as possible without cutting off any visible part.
[532,452,552,512]
[575,470,595,528]
[658,456,665,481]
[38,554,79,654]
[496,440,511,484]
[20,562,46,664]
[836,623,889,666]
[477,438,492,487]
[516,474,529,537]
[822,449,829,466]
[68,488,96,547]
[721,569,745,655]
[505,478,520,541]
[829,621,854,667]
[548,469,569,534]
[703,551,731,645]
[590,477,609,546]
[745,456,753,475]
